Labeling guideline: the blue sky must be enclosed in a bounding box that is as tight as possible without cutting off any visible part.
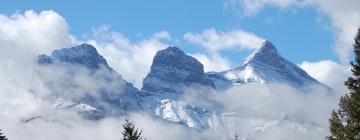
[0,0,337,64]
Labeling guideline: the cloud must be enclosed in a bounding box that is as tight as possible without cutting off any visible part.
[0,10,72,55]
[299,60,351,93]
[0,10,73,118]
[224,0,360,63]
[224,0,304,16]
[308,0,360,63]
[184,28,264,52]
[184,28,264,71]
[191,53,232,72]
[82,26,169,88]
[1,83,339,140]
[153,31,172,40]
[181,83,338,140]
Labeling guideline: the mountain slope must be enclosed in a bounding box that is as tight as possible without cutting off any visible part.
[140,46,217,129]
[36,43,141,118]
[142,46,215,94]
[211,40,323,89]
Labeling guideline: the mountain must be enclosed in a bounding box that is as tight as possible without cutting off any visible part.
[36,43,141,118]
[142,46,215,94]
[139,41,329,130]
[210,40,323,89]
[140,46,216,129]
[38,43,111,70]
[30,42,329,138]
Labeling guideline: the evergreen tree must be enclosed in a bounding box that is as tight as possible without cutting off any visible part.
[234,132,239,140]
[327,27,360,140]
[121,118,142,140]
[0,129,7,140]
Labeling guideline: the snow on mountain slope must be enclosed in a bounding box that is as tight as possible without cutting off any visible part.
[210,40,324,89]
[36,43,141,118]
[221,113,326,140]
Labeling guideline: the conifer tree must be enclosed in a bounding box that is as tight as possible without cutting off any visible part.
[327,27,360,140]
[121,118,143,140]
[0,129,7,140]
[234,132,239,140]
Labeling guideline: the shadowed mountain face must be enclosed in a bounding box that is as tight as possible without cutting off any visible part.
[142,46,215,94]
[39,44,111,70]
[37,43,140,119]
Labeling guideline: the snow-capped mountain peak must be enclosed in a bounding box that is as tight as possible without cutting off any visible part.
[218,40,323,88]
[244,40,278,64]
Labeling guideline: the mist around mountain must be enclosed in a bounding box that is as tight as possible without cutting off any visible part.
[0,40,340,140]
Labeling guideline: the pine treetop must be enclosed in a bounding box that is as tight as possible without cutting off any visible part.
[121,119,142,140]
[0,129,7,140]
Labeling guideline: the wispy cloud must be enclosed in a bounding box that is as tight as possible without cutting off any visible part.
[184,28,264,72]
[299,60,350,93]
[81,26,170,88]
[224,0,360,63]
[184,28,264,52]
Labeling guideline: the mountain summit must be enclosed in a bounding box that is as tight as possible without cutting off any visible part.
[32,42,328,132]
[246,40,278,63]
[217,40,322,88]
[38,43,111,70]
[142,46,214,94]
[37,43,140,118]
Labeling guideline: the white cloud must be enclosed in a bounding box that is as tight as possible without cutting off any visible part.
[299,60,351,93]
[153,31,172,40]
[224,0,360,63]
[308,0,360,63]
[0,10,73,118]
[224,0,304,16]
[184,28,264,72]
[184,28,264,52]
[83,26,169,88]
[182,83,338,140]
[191,53,232,72]
[0,10,72,55]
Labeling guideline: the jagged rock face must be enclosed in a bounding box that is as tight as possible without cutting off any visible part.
[217,40,322,88]
[142,46,215,94]
[37,43,140,117]
[38,44,111,70]
[32,42,328,132]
